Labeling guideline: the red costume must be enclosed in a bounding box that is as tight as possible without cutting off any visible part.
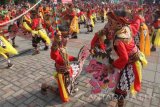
[129,15,142,37]
[106,12,147,105]
[31,18,43,30]
[113,15,144,70]
[153,19,160,29]
[0,16,10,38]
[43,16,54,39]
[50,33,75,76]
[50,31,76,102]
[91,31,106,51]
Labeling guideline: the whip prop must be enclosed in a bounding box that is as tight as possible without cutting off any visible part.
[0,0,42,26]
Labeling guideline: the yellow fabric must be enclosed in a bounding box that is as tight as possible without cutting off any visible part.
[139,52,148,66]
[130,52,147,96]
[24,15,31,24]
[0,52,8,59]
[70,16,79,33]
[104,10,107,19]
[31,30,38,36]
[38,29,51,45]
[154,29,160,46]
[53,71,58,78]
[23,18,51,45]
[135,61,142,82]
[23,21,51,45]
[92,13,96,21]
[23,22,32,32]
[57,73,69,101]
[0,36,18,59]
[80,15,85,22]
[130,84,137,96]
[130,61,142,96]
[90,16,95,27]
[39,12,44,19]
[139,23,151,56]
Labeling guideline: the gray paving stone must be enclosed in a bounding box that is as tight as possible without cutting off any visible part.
[125,102,134,107]
[142,70,155,82]
[72,100,86,107]
[33,98,47,107]
[13,96,27,106]
[78,76,87,81]
[157,64,160,71]
[153,93,160,98]
[3,102,15,107]
[150,105,159,107]
[128,98,143,105]
[74,90,85,98]
[147,56,158,63]
[11,86,20,92]
[24,96,37,105]
[143,62,157,72]
[27,102,40,107]
[153,87,160,94]
[13,81,21,86]
[146,88,153,96]
[0,84,5,89]
[136,95,144,102]
[7,96,17,104]
[155,72,160,83]
[2,80,9,86]
[151,97,160,106]
[92,96,102,106]
[108,100,117,107]
[78,82,86,87]
[158,56,160,63]
[2,90,15,99]
[80,95,96,103]
[17,103,27,107]
[150,52,159,57]
[142,83,153,89]
[62,102,74,107]
[99,103,108,107]
[23,86,33,92]
[142,99,151,107]
[78,85,88,91]
[0,90,5,96]
[12,89,24,97]
[36,92,55,103]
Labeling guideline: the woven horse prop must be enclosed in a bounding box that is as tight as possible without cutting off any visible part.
[85,42,120,94]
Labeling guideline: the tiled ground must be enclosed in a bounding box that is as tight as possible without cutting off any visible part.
[0,22,160,107]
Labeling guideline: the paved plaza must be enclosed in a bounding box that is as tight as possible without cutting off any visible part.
[0,22,160,107]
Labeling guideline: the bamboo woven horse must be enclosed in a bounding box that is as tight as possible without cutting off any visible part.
[85,42,120,94]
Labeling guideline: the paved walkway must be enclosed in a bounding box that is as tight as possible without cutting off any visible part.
[0,22,160,107]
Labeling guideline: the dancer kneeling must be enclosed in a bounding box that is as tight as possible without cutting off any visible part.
[41,30,80,102]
